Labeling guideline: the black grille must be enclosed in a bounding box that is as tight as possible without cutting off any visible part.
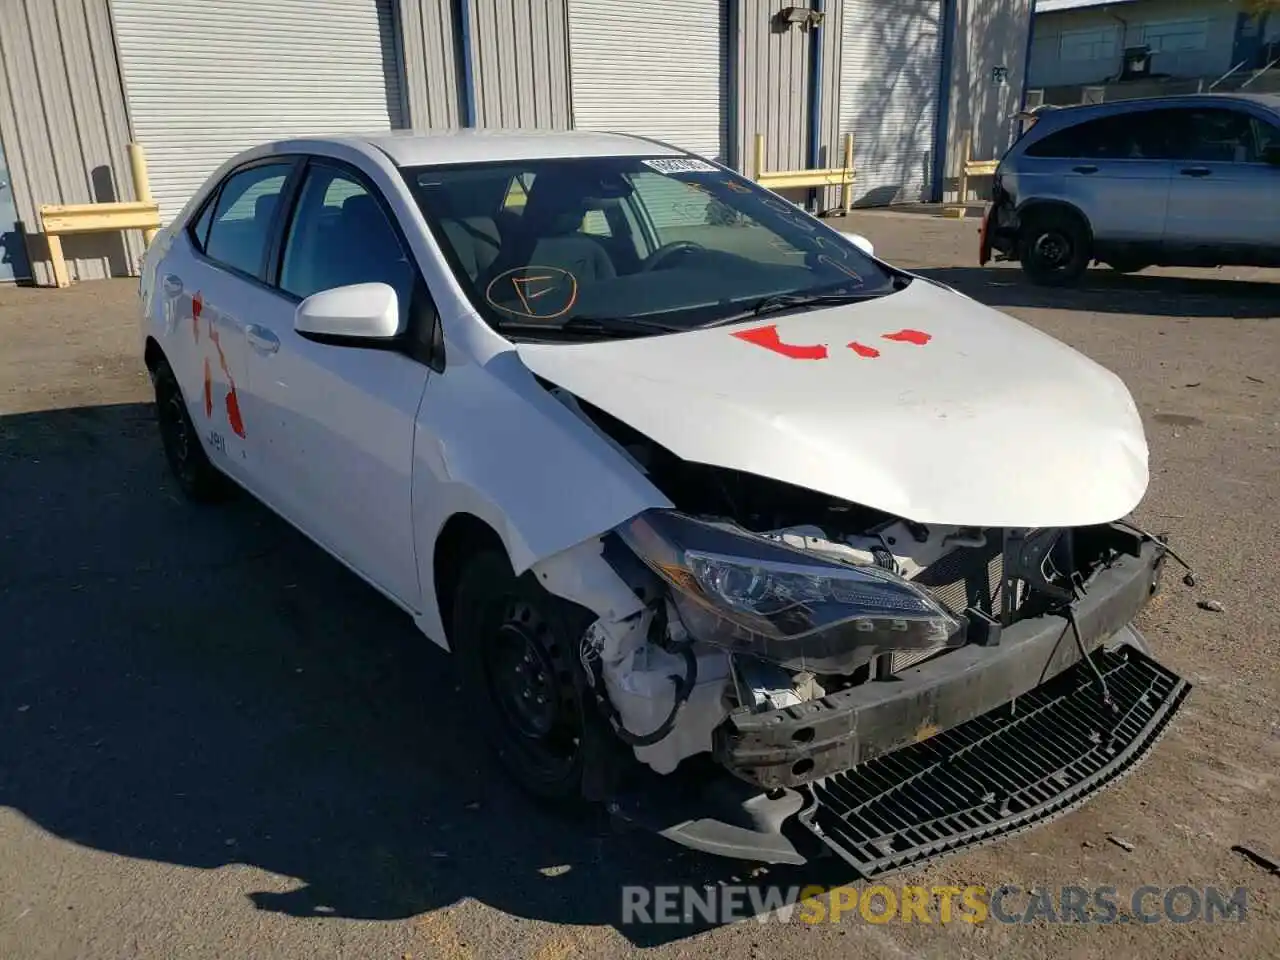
[797,645,1189,878]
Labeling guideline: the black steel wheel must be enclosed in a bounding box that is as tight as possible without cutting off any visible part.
[1018,210,1091,287]
[152,357,230,502]
[452,549,621,802]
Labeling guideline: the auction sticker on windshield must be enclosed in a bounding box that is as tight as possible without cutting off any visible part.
[642,157,717,174]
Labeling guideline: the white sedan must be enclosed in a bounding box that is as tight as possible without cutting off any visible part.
[140,131,1187,872]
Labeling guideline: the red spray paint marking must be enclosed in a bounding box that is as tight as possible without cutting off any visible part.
[191,293,202,343]
[882,328,932,346]
[202,358,213,417]
[847,341,881,358]
[225,392,245,438]
[206,320,247,438]
[732,324,829,360]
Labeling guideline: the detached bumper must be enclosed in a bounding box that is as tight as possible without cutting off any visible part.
[610,540,1191,872]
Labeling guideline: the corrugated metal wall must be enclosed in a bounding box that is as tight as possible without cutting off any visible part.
[839,0,945,205]
[470,0,570,128]
[113,0,405,223]
[567,0,726,157]
[742,0,849,209]
[737,1,813,176]
[946,0,1033,195]
[735,0,846,208]
[398,0,464,128]
[0,0,141,285]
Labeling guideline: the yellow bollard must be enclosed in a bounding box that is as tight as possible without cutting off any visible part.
[842,132,854,215]
[128,143,158,246]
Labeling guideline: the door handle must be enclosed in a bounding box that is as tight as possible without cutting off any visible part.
[1180,167,1211,177]
[162,274,183,296]
[245,324,280,354]
[1071,164,1099,174]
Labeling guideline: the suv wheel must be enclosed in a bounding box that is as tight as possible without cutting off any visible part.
[1018,210,1091,286]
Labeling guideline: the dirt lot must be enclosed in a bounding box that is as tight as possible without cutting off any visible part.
[1,212,1278,959]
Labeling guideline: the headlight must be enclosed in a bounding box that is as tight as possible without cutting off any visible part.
[617,510,962,674]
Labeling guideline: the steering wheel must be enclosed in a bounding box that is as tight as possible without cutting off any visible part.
[640,240,705,272]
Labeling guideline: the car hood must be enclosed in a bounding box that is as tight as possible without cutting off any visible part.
[514,279,1149,528]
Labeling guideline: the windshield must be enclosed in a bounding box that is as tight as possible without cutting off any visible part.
[404,155,898,339]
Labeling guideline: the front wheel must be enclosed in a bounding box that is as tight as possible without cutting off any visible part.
[1018,211,1091,286]
[451,549,621,803]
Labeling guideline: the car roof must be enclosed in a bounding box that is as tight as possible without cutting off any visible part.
[1034,92,1280,121]
[332,129,689,167]
[1012,92,1280,148]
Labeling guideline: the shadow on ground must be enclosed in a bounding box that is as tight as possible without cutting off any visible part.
[0,403,855,947]
[917,267,1280,319]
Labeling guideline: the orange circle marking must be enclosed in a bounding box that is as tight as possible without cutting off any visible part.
[485,266,579,320]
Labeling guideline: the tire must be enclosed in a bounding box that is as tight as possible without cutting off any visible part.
[151,357,231,502]
[451,549,621,803]
[1018,209,1091,286]
[1106,260,1150,275]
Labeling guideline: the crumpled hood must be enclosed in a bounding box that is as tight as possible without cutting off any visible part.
[515,279,1149,528]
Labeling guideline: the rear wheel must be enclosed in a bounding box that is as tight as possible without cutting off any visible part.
[1018,210,1091,286]
[451,549,621,803]
[152,358,230,502]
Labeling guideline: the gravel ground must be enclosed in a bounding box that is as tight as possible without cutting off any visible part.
[1,213,1278,959]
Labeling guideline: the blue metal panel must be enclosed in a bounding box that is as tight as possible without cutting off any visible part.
[806,0,824,209]
[457,0,477,126]
[0,137,30,282]
[1021,0,1038,112]
[930,0,958,202]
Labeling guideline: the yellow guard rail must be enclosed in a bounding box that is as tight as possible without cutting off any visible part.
[38,143,161,287]
[752,133,856,215]
[944,130,999,218]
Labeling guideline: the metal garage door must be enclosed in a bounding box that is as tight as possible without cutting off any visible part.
[567,0,728,161]
[839,0,943,205]
[111,0,404,223]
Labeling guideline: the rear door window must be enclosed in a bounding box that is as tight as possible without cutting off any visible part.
[201,162,293,279]
[1025,112,1170,160]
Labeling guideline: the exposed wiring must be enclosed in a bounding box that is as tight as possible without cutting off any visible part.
[592,642,697,747]
[1114,519,1197,586]
[1066,604,1116,713]
[580,616,698,748]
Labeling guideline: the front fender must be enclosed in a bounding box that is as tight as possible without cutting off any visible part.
[410,348,670,645]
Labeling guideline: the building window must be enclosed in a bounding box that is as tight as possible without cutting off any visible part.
[1140,18,1210,54]
[1059,26,1120,63]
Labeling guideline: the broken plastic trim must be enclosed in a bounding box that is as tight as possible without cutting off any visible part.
[581,621,699,747]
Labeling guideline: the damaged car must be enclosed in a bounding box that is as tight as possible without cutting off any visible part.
[139,130,1190,876]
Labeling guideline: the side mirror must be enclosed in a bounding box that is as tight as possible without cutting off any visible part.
[846,233,875,258]
[295,282,403,344]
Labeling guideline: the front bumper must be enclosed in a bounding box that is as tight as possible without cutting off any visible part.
[609,540,1190,872]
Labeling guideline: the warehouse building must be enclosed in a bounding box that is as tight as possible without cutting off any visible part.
[0,0,1031,285]
[1029,0,1279,91]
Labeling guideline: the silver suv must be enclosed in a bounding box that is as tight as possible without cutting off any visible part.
[981,93,1280,285]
